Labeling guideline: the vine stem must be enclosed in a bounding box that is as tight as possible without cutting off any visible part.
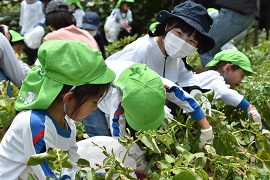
[122,138,140,164]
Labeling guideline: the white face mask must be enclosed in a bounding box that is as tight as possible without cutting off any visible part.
[164,31,198,59]
[88,30,97,37]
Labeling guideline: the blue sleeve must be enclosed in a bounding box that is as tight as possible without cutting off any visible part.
[237,98,250,111]
[165,86,205,122]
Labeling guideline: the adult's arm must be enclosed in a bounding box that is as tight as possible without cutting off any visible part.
[0,33,27,87]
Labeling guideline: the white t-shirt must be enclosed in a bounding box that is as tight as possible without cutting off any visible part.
[19,0,45,35]
[0,110,79,179]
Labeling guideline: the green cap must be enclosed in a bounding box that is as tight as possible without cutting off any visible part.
[15,40,115,111]
[206,49,254,73]
[113,63,165,131]
[9,30,24,42]
[115,0,134,8]
[149,22,160,33]
[66,0,83,9]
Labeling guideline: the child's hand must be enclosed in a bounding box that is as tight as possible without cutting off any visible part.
[247,106,262,129]
[199,126,213,149]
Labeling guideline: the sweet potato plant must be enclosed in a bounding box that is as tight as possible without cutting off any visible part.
[1,33,270,179]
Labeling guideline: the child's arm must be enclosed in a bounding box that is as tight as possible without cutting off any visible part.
[162,77,213,148]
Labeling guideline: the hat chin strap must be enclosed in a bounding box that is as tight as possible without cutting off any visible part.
[63,103,72,120]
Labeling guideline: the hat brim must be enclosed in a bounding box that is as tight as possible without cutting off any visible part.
[90,67,116,85]
[15,66,63,111]
[206,60,254,74]
[82,23,98,30]
[156,10,215,53]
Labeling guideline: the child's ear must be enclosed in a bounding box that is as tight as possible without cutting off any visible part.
[63,92,74,104]
[222,63,232,73]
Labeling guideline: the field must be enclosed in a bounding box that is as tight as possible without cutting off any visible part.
[0,27,270,179]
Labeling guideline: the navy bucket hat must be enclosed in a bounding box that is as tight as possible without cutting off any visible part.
[156,1,215,53]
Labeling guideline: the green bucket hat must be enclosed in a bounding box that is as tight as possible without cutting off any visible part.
[113,63,166,131]
[115,0,134,8]
[206,49,254,73]
[15,40,115,111]
[9,30,24,42]
[66,0,83,9]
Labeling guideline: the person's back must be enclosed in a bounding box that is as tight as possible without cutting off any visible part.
[19,0,45,36]
[19,0,46,65]
[43,0,100,51]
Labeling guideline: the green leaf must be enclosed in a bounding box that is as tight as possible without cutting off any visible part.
[155,160,172,170]
[76,158,90,168]
[164,153,175,164]
[140,133,161,154]
[182,150,195,163]
[27,152,49,166]
[196,169,209,180]
[193,156,206,169]
[172,170,197,180]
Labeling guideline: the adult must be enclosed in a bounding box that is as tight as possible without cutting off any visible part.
[198,0,258,66]
[82,11,107,59]
[0,25,27,96]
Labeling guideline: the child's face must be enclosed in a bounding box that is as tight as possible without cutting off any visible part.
[122,2,131,11]
[224,67,246,88]
[12,42,24,57]
[170,28,199,48]
[67,95,101,122]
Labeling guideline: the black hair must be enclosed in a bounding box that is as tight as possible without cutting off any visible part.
[10,40,24,46]
[46,11,76,30]
[148,17,204,52]
[58,83,110,116]
[193,61,242,74]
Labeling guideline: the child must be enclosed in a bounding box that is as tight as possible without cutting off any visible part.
[44,0,99,50]
[19,0,46,65]
[194,49,262,129]
[83,60,214,176]
[9,30,30,74]
[109,0,134,40]
[83,60,213,147]
[66,0,85,28]
[0,40,115,179]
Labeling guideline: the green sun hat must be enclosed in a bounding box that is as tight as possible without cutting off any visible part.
[113,63,166,131]
[15,40,115,111]
[66,0,83,9]
[206,49,254,74]
[149,22,160,33]
[115,0,134,8]
[9,30,24,42]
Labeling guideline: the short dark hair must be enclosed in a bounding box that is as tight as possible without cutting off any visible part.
[46,11,76,30]
[58,83,110,116]
[148,17,204,52]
